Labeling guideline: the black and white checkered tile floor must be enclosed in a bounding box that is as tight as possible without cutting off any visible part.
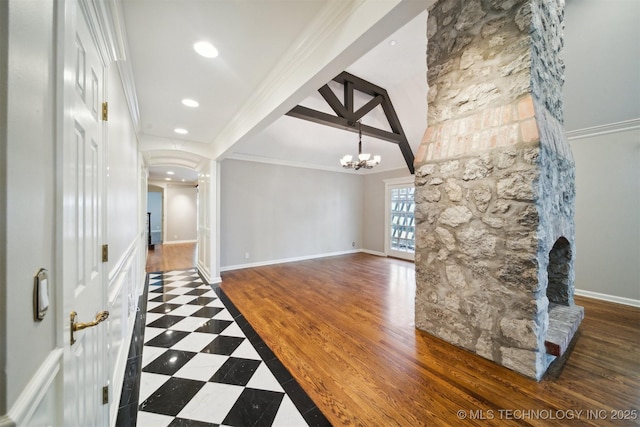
[117,268,330,427]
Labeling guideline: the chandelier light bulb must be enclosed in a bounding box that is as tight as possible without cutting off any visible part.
[339,121,380,170]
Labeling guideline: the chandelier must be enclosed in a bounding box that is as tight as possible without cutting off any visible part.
[340,121,381,170]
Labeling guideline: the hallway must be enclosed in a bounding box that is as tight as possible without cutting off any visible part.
[117,244,329,426]
[146,243,197,272]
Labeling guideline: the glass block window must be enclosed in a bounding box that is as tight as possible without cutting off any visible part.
[390,186,415,254]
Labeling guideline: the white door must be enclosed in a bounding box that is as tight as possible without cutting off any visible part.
[61,1,108,426]
[385,178,416,261]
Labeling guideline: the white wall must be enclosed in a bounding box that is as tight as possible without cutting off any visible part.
[165,185,197,243]
[104,56,145,423]
[562,0,640,304]
[570,127,640,302]
[1,0,57,417]
[107,67,141,271]
[0,0,7,416]
[563,0,640,131]
[220,160,363,269]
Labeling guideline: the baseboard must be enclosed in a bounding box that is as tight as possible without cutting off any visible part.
[108,243,144,426]
[220,249,361,272]
[196,260,210,282]
[361,249,386,257]
[109,284,142,426]
[0,415,15,427]
[575,289,640,308]
[3,348,63,426]
[164,239,197,245]
[197,260,222,285]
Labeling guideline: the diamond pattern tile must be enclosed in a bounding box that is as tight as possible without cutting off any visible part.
[116,268,331,427]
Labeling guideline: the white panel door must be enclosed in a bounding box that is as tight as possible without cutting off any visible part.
[61,1,108,426]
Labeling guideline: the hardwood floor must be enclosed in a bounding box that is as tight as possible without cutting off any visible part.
[145,242,196,272]
[145,245,639,426]
[220,253,640,427]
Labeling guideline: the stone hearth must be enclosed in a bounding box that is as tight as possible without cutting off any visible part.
[414,0,583,380]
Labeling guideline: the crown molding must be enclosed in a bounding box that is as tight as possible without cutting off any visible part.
[566,118,640,140]
[225,153,354,174]
[225,152,412,176]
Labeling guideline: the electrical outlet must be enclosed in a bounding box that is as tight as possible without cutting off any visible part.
[245,252,250,259]
[352,241,356,247]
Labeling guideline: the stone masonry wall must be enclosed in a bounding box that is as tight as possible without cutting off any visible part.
[415,0,577,380]
[531,96,575,307]
[427,0,532,126]
[426,0,566,125]
[530,0,565,123]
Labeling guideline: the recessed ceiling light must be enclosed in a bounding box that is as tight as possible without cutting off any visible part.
[181,179,186,182]
[193,41,218,58]
[174,128,188,135]
[389,40,397,46]
[165,177,172,181]
[182,98,199,108]
[167,171,175,175]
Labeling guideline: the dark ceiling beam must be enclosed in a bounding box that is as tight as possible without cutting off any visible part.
[286,71,415,174]
[333,71,386,97]
[344,80,354,115]
[286,105,403,144]
[318,85,349,118]
[352,95,383,123]
[379,97,415,172]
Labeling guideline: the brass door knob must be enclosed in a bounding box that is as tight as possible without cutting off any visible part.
[70,310,109,345]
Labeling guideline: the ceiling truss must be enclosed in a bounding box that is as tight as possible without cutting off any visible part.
[286,71,415,174]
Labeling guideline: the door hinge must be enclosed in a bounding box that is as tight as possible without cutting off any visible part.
[102,385,109,405]
[102,244,109,263]
[102,102,108,121]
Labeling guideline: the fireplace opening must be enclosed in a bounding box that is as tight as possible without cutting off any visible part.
[547,237,572,305]
[544,237,583,359]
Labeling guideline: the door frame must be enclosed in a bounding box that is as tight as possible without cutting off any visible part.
[384,176,415,261]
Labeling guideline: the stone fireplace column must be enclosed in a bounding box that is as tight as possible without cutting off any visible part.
[414,0,583,380]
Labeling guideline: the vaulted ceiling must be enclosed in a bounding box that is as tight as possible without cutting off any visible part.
[121,0,433,183]
[123,0,640,184]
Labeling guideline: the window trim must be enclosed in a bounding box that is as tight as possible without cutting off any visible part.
[384,176,415,261]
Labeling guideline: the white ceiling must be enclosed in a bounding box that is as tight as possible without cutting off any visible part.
[233,11,428,173]
[147,165,199,184]
[122,1,640,184]
[122,0,429,182]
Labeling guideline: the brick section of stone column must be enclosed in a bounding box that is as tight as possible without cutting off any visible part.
[416,94,540,164]
[415,0,580,381]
